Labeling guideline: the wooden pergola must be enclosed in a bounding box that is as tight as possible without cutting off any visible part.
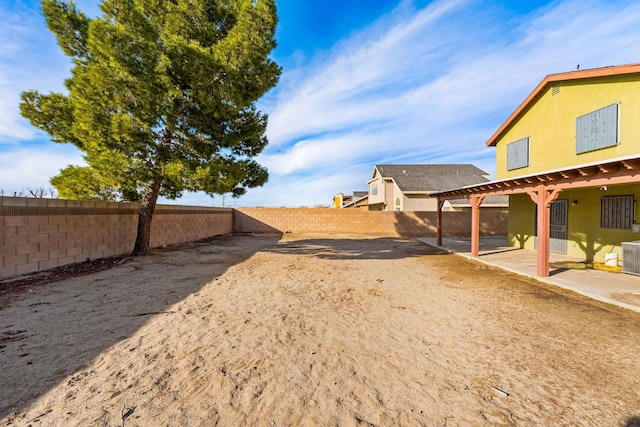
[431,155,640,277]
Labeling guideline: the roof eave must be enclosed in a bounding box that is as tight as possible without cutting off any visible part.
[485,62,640,147]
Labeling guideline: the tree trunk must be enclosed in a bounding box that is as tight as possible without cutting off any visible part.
[132,176,163,255]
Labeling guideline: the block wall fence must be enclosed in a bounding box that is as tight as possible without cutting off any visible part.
[1,197,508,280]
[0,197,233,280]
[233,208,508,237]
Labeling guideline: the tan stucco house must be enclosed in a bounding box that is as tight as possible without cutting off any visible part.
[367,164,507,212]
[334,191,368,208]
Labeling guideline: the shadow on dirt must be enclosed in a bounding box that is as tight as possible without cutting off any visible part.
[625,416,640,427]
[265,237,448,260]
[0,233,281,420]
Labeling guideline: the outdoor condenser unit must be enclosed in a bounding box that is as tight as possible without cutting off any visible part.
[622,241,640,275]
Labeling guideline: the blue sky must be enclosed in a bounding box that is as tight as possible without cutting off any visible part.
[2,0,640,207]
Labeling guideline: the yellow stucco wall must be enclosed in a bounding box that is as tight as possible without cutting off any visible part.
[497,73,640,264]
[507,194,535,250]
[495,74,640,179]
[508,184,640,261]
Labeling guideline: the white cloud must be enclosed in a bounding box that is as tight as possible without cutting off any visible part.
[260,130,392,175]
[232,165,373,208]
[0,0,102,144]
[3,0,640,207]
[265,0,469,146]
[0,144,84,194]
[252,0,640,207]
[0,1,72,144]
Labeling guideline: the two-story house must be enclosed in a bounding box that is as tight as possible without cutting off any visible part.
[333,191,368,208]
[432,63,640,277]
[367,164,507,212]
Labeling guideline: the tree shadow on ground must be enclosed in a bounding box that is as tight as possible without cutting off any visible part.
[265,237,448,260]
[0,233,281,420]
[626,416,640,427]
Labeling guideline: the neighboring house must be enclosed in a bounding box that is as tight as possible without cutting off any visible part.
[447,197,509,212]
[367,164,507,211]
[432,63,640,277]
[341,191,369,209]
[333,191,368,208]
[333,193,348,208]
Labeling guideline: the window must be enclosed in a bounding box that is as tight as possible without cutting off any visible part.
[371,184,378,196]
[506,137,529,170]
[576,103,619,154]
[601,195,634,229]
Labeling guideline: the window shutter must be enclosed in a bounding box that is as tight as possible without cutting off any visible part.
[507,137,529,170]
[576,103,619,154]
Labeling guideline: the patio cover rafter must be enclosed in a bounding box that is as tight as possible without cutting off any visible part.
[430,154,640,277]
[430,155,640,201]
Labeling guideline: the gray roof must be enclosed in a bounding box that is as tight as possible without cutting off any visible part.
[374,164,490,192]
[352,191,368,198]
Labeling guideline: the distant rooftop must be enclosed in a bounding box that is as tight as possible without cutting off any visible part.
[374,164,490,192]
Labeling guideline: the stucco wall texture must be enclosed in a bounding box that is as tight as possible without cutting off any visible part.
[1,198,508,280]
[495,75,640,179]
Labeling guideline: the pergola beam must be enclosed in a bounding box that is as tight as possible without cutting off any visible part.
[429,156,640,277]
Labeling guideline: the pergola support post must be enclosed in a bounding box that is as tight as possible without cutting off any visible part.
[470,195,485,256]
[436,198,444,246]
[527,185,561,277]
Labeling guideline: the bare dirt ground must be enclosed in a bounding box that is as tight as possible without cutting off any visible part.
[1,233,640,426]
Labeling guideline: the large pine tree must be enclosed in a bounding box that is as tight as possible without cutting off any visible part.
[21,0,280,254]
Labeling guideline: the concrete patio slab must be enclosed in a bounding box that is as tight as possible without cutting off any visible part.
[418,236,640,314]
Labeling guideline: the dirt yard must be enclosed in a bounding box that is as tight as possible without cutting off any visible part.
[1,233,640,426]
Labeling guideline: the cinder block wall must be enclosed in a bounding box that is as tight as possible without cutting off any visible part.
[234,208,508,237]
[1,199,507,280]
[0,197,233,279]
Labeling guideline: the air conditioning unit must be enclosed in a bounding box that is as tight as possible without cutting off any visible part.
[622,241,640,275]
